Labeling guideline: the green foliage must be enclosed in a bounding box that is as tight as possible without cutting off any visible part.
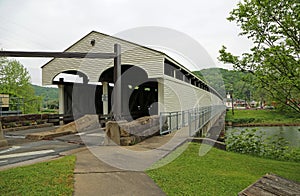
[147,143,300,195]
[193,68,271,102]
[31,84,58,109]
[0,155,76,195]
[231,117,256,124]
[218,0,300,113]
[225,109,300,124]
[32,84,58,101]
[0,57,41,113]
[226,129,300,162]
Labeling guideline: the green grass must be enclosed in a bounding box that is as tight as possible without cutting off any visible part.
[225,109,300,124]
[147,143,300,196]
[0,155,76,196]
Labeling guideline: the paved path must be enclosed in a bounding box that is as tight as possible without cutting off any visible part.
[72,129,192,196]
[1,124,190,195]
[73,149,166,196]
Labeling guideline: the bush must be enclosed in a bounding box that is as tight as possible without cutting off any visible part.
[225,128,300,162]
[231,118,256,124]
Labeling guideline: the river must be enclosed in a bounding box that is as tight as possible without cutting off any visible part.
[225,126,300,147]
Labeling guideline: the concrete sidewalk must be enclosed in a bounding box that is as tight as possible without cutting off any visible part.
[72,127,193,195]
[73,148,166,196]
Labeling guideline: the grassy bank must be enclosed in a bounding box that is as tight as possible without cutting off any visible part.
[147,143,300,195]
[225,109,300,125]
[0,155,76,196]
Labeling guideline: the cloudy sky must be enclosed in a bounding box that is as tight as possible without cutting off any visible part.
[0,0,252,85]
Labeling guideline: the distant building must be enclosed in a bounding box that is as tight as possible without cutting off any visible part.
[225,93,232,108]
[0,94,9,111]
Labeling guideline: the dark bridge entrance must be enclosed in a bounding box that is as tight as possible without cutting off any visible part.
[52,65,158,121]
[98,65,158,120]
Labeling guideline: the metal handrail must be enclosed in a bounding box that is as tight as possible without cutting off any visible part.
[159,105,226,135]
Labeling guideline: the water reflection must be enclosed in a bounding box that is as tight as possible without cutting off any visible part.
[225,126,300,147]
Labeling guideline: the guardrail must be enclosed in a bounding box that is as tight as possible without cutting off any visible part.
[159,105,226,136]
[0,110,22,116]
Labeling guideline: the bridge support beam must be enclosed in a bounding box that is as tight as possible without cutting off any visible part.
[157,79,164,114]
[58,84,64,115]
[113,44,121,120]
[102,82,108,115]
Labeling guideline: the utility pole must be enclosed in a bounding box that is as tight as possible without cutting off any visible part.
[230,90,234,116]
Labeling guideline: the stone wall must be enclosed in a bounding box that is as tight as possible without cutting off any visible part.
[0,114,50,129]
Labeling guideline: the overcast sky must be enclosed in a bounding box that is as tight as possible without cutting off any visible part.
[0,0,252,85]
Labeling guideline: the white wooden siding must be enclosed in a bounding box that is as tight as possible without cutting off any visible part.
[163,75,222,112]
[42,31,164,85]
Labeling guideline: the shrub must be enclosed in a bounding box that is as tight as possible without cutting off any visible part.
[231,118,255,124]
[36,119,45,124]
[225,128,300,162]
[22,121,31,126]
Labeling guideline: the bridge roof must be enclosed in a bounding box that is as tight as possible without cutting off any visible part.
[41,30,222,99]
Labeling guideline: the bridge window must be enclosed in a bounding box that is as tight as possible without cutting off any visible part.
[164,60,176,77]
[184,75,190,83]
[163,59,222,99]
[175,69,184,80]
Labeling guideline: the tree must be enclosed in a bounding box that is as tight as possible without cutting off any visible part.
[194,68,261,101]
[0,57,41,113]
[219,0,300,113]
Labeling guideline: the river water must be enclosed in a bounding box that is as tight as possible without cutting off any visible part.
[225,126,300,147]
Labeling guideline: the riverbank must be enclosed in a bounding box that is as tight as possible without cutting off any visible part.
[226,122,300,127]
[225,109,300,127]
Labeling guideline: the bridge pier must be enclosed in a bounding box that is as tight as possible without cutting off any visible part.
[197,111,225,140]
[58,83,64,116]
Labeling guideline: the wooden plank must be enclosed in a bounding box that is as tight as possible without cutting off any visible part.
[0,51,116,59]
[239,185,274,196]
[239,174,300,196]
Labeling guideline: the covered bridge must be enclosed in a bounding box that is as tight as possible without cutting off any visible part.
[42,31,224,121]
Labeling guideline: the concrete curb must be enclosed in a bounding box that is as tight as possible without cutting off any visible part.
[0,155,59,171]
[59,146,87,156]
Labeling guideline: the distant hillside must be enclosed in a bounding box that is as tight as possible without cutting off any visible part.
[32,84,58,100]
[31,85,58,109]
[193,68,256,100]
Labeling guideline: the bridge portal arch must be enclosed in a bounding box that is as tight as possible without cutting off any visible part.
[52,70,91,116]
[98,65,158,120]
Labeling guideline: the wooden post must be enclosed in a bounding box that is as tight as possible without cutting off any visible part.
[0,121,8,147]
[113,44,121,120]
[102,82,108,115]
[58,84,65,115]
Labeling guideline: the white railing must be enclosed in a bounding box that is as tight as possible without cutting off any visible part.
[159,105,226,136]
